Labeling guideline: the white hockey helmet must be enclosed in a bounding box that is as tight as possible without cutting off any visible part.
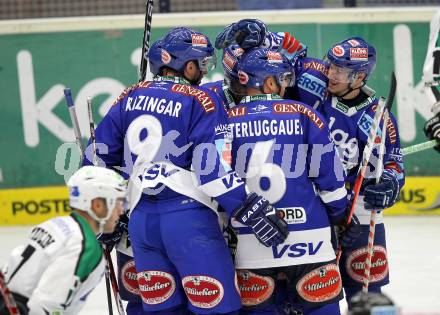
[67,166,126,231]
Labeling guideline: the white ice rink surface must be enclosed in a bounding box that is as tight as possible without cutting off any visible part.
[1,216,439,314]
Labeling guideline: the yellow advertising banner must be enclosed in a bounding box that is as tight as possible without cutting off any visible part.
[0,186,70,225]
[386,177,440,215]
[0,177,439,225]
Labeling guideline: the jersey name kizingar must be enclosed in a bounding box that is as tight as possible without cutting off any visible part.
[125,95,182,118]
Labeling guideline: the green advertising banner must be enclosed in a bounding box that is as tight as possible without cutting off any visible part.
[0,9,439,189]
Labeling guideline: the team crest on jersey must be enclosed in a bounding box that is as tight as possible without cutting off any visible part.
[238,70,249,85]
[215,137,232,171]
[346,246,388,283]
[192,34,208,47]
[137,270,175,304]
[121,260,140,296]
[349,48,368,61]
[267,51,283,63]
[296,264,342,303]
[182,275,224,308]
[332,45,345,57]
[237,270,275,306]
[161,49,171,64]
[348,39,361,47]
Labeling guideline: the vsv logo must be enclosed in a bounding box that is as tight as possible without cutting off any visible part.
[272,241,323,258]
[144,164,179,180]
[222,172,244,189]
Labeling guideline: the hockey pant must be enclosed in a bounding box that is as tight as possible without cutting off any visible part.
[128,204,241,315]
[237,260,343,315]
[339,223,389,303]
[116,251,143,315]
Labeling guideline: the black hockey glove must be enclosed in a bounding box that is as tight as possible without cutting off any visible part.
[98,212,129,251]
[215,19,267,50]
[424,111,440,153]
[334,213,361,249]
[233,193,288,247]
[362,169,400,210]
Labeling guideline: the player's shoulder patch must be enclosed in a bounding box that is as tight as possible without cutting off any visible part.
[171,84,216,113]
[272,101,325,130]
[112,81,153,106]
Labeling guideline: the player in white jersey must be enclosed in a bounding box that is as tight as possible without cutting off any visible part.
[0,166,126,315]
[423,10,440,152]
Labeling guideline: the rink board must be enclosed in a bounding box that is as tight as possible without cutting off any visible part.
[0,8,439,192]
[0,176,439,225]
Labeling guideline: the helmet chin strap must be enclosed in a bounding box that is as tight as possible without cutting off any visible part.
[337,79,366,99]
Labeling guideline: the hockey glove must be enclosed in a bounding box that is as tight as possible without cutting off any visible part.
[424,111,440,153]
[98,212,129,251]
[233,193,288,247]
[278,32,308,62]
[215,19,267,50]
[335,213,361,249]
[362,169,400,210]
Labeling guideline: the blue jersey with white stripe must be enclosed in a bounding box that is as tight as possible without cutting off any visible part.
[83,76,247,215]
[228,94,348,229]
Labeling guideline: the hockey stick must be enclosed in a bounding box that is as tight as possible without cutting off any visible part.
[0,271,20,315]
[64,88,84,164]
[103,249,126,315]
[336,72,397,263]
[401,139,438,155]
[139,0,154,82]
[363,71,397,291]
[362,105,390,293]
[86,97,126,315]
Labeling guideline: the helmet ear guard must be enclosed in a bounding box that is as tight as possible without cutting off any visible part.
[67,166,126,233]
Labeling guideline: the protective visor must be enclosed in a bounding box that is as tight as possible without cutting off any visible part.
[326,62,356,84]
[198,53,217,74]
[277,71,296,88]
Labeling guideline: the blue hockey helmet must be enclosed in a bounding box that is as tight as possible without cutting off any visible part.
[222,44,244,83]
[326,36,376,82]
[237,47,295,89]
[148,27,216,76]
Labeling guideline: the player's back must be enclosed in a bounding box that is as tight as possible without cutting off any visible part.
[228,95,339,231]
[3,214,104,314]
[228,95,346,268]
[92,77,230,211]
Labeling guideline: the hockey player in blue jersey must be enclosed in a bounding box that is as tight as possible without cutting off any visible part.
[84,27,289,315]
[206,19,307,111]
[203,44,246,109]
[315,37,405,303]
[217,20,405,305]
[228,47,361,315]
